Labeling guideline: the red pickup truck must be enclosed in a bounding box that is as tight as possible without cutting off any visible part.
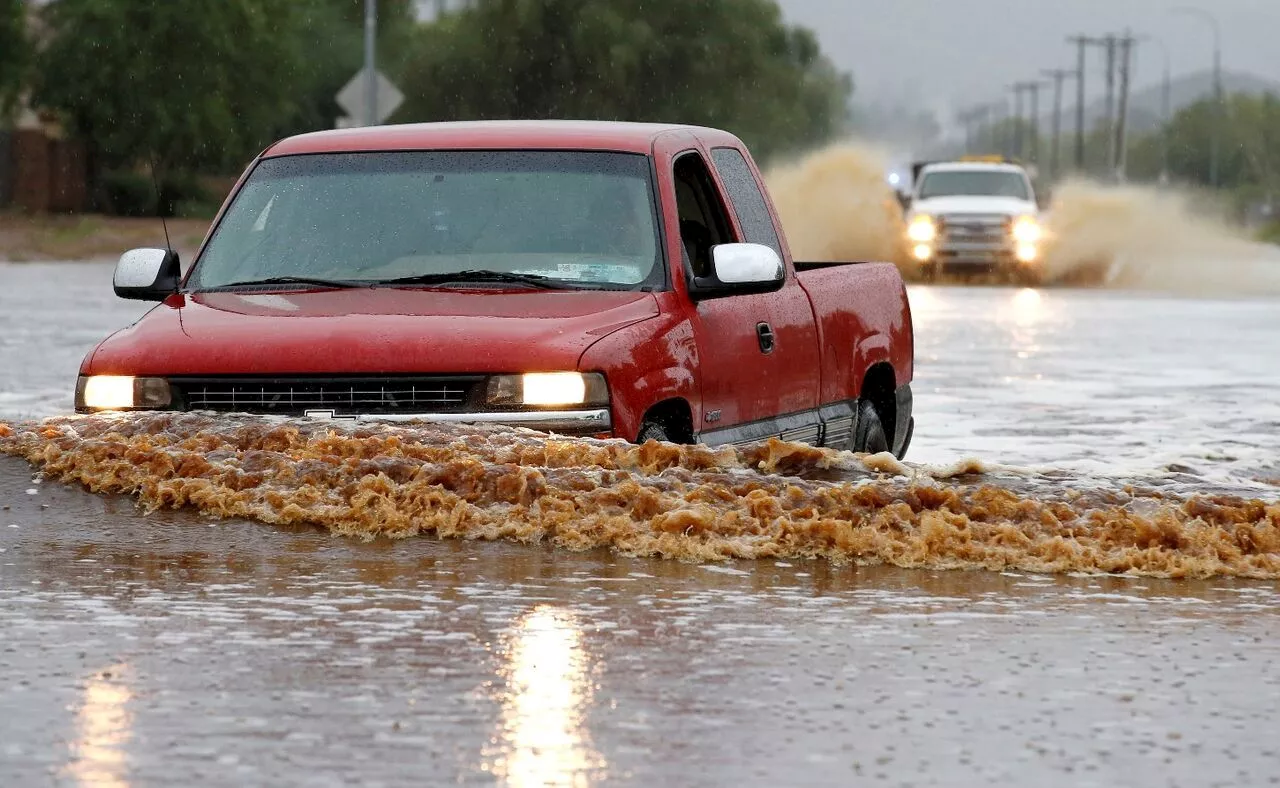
[76,121,915,457]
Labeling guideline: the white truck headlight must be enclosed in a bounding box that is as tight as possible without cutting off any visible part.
[907,215,937,243]
[76,375,173,410]
[1012,216,1042,244]
[485,372,609,408]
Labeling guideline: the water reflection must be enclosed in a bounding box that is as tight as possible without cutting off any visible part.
[490,606,605,787]
[64,663,133,788]
[1004,287,1049,366]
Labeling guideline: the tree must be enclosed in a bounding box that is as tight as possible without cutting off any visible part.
[395,0,852,161]
[0,0,27,119]
[33,0,315,174]
[1127,93,1280,196]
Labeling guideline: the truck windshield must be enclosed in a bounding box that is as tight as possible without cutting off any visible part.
[188,151,663,291]
[918,171,1029,200]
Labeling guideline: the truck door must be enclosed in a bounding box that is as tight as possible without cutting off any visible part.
[672,150,817,443]
[708,146,821,424]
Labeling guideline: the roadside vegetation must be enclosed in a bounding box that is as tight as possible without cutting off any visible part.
[4,0,850,223]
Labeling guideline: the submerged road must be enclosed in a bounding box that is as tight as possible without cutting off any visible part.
[2,262,1278,786]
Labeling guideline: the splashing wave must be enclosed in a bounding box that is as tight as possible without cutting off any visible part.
[2,413,1276,579]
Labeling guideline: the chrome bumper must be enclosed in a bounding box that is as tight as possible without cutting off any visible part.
[301,408,612,434]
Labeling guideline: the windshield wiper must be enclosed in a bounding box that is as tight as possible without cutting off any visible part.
[375,270,564,290]
[204,276,374,290]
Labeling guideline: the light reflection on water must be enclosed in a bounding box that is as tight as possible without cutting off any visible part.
[64,664,133,788]
[489,606,605,787]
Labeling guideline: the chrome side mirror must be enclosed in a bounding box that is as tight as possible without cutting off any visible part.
[710,243,784,286]
[114,248,181,301]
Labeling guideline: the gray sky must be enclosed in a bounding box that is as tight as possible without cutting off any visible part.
[776,0,1279,113]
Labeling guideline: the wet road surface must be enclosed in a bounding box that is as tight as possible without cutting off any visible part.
[2,262,1279,786]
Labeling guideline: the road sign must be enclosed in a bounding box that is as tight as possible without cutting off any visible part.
[336,67,404,126]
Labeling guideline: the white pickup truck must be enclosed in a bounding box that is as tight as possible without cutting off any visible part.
[898,157,1045,283]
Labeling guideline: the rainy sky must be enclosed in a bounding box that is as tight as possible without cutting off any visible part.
[776,0,1280,109]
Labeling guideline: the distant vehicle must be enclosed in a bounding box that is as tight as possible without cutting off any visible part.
[899,155,1045,283]
[77,121,915,457]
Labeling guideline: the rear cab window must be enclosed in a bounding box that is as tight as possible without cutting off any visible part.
[710,147,783,259]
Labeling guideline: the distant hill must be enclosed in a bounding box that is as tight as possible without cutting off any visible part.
[1049,70,1280,135]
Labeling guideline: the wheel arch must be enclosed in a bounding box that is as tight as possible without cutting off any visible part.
[637,398,694,444]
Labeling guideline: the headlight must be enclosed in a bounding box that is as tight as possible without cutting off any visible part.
[75,375,172,411]
[1012,216,1042,244]
[485,372,609,408]
[907,215,937,243]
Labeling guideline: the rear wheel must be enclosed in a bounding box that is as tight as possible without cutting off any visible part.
[853,400,890,454]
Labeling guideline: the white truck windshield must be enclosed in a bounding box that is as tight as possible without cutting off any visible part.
[918,171,1030,200]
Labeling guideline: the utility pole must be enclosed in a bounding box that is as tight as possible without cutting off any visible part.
[1066,35,1103,172]
[1114,31,1143,182]
[1010,85,1026,158]
[1042,68,1078,182]
[1152,38,1173,184]
[1013,81,1047,166]
[364,0,378,126]
[1100,34,1119,174]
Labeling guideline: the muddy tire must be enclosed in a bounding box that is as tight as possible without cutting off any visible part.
[853,400,890,455]
[636,421,671,444]
[922,262,940,284]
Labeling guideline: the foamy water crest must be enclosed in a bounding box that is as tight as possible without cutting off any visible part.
[1042,179,1280,295]
[2,414,1276,579]
[764,142,908,270]
[766,141,1280,295]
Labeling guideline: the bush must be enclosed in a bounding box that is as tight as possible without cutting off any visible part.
[158,171,207,218]
[98,169,156,217]
[1258,219,1280,245]
[97,168,210,217]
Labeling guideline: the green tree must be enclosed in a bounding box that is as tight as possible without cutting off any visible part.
[33,0,315,174]
[281,0,418,134]
[395,0,852,161]
[0,0,27,119]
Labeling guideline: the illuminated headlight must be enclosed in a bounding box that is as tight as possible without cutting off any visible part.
[1011,216,1042,244]
[907,215,937,243]
[485,372,609,408]
[75,375,172,411]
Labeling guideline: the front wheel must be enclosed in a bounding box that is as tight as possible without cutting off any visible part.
[636,421,671,444]
[852,400,890,454]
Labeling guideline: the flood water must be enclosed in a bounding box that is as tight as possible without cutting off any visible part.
[2,261,1278,786]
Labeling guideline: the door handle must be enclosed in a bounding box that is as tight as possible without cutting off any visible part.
[756,322,775,354]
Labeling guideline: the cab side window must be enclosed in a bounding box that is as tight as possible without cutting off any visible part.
[710,146,783,259]
[673,152,735,278]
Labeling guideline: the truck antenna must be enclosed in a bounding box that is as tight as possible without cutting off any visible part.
[148,156,173,253]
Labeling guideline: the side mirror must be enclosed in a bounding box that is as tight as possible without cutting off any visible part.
[690,243,784,300]
[897,191,912,212]
[114,248,181,301]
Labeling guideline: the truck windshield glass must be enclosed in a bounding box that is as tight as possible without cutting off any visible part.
[918,171,1029,200]
[189,151,663,290]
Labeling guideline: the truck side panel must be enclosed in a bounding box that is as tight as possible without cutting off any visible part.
[794,262,914,399]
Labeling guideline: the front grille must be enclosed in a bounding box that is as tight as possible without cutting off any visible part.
[939,214,1011,244]
[170,376,482,415]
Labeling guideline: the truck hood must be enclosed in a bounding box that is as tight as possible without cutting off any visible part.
[912,196,1037,217]
[85,287,659,376]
